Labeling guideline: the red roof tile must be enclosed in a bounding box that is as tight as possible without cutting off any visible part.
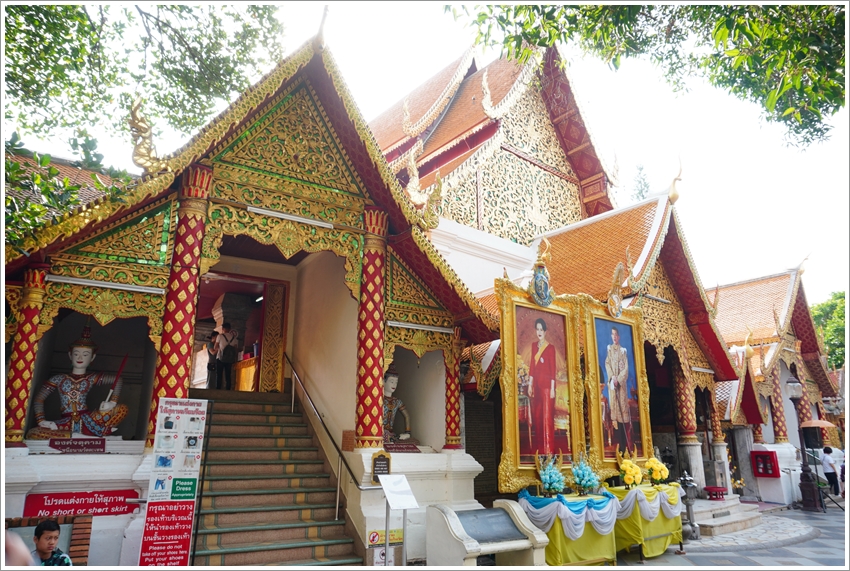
[710,273,793,346]
[369,53,473,152]
[546,199,664,299]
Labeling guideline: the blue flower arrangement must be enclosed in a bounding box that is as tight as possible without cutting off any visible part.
[539,457,566,495]
[571,455,600,494]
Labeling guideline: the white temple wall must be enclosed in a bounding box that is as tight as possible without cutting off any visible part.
[392,348,447,450]
[291,251,357,449]
[429,217,535,295]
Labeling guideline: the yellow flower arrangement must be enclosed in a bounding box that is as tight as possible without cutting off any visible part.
[644,457,670,485]
[619,459,643,488]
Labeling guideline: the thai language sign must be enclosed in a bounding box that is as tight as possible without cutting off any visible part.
[139,398,207,566]
[23,489,139,518]
[48,438,105,453]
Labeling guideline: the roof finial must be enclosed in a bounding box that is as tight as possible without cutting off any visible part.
[313,5,329,53]
[668,157,682,205]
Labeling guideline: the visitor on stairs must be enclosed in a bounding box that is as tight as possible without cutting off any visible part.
[821,446,840,496]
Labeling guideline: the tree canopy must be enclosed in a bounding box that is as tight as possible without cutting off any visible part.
[4,4,285,249]
[811,291,845,370]
[452,5,845,147]
[4,4,285,138]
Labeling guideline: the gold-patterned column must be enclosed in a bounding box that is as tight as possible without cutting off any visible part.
[443,328,465,449]
[752,423,765,444]
[769,372,789,443]
[354,207,388,449]
[4,265,49,446]
[673,356,698,444]
[710,391,726,444]
[146,164,212,448]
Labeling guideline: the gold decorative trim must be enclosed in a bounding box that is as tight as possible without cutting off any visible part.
[213,166,365,230]
[201,204,362,298]
[162,42,315,175]
[495,277,585,492]
[6,173,175,265]
[259,283,288,392]
[384,325,453,371]
[386,247,453,328]
[5,285,22,344]
[39,282,164,349]
[319,49,422,230]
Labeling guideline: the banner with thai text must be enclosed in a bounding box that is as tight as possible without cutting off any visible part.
[139,398,207,566]
[24,489,139,518]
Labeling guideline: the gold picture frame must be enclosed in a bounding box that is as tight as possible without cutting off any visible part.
[496,277,584,493]
[583,298,653,477]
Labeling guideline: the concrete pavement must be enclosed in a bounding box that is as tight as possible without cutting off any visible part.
[617,496,847,566]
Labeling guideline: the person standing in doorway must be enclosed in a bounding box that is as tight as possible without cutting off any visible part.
[216,323,239,391]
[821,446,840,496]
[206,332,218,390]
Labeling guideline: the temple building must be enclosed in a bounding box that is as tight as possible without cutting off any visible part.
[710,269,842,505]
[5,35,837,565]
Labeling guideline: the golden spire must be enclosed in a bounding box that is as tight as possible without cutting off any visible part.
[312,5,329,53]
[668,159,682,205]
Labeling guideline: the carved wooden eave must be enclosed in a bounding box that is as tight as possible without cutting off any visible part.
[540,47,615,217]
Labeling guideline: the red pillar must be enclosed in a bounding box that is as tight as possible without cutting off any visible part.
[354,207,388,449]
[752,423,765,444]
[443,328,465,449]
[769,373,789,443]
[710,396,726,443]
[146,165,211,447]
[4,265,49,446]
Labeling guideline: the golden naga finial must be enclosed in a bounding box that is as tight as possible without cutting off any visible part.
[481,69,495,118]
[773,305,783,337]
[744,327,754,360]
[402,98,414,136]
[503,267,510,279]
[535,237,552,267]
[608,262,626,318]
[405,153,427,207]
[312,5,329,53]
[708,283,720,316]
[421,172,442,230]
[129,98,169,176]
[667,159,682,205]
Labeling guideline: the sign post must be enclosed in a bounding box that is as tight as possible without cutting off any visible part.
[377,474,419,567]
[138,398,207,566]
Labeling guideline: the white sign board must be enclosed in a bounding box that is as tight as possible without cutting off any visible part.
[377,474,419,511]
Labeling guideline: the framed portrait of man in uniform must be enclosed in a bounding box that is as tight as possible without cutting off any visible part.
[584,300,652,472]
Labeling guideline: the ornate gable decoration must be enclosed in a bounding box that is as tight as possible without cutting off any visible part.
[529,238,555,307]
[387,247,452,329]
[210,77,365,199]
[50,196,176,289]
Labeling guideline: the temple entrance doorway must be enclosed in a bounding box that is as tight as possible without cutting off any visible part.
[194,235,299,392]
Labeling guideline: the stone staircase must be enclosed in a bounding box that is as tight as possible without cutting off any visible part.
[188,388,362,566]
[692,495,762,536]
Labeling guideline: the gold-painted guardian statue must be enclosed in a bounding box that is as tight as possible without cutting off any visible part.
[26,325,129,439]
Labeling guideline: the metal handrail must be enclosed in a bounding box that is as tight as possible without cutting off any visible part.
[190,399,215,566]
[283,353,381,521]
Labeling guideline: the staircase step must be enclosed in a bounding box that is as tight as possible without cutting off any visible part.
[279,555,365,566]
[201,487,336,509]
[205,461,325,477]
[205,449,319,462]
[210,411,303,424]
[692,496,742,519]
[197,519,347,546]
[209,421,309,437]
[694,511,763,536]
[199,504,338,526]
[207,433,313,448]
[203,474,331,492]
[193,537,355,566]
[211,401,300,414]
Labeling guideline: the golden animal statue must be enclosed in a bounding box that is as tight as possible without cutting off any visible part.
[129,98,170,175]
